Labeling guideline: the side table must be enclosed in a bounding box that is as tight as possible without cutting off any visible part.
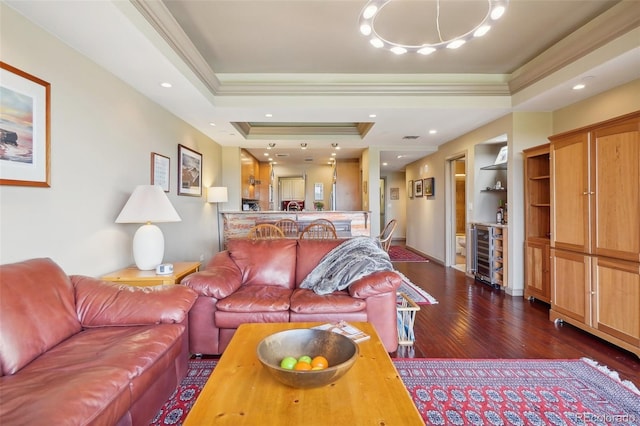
[101,262,201,287]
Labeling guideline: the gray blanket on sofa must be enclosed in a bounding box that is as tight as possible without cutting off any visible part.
[299,236,393,295]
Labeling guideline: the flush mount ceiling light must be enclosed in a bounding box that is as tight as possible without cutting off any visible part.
[359,0,509,55]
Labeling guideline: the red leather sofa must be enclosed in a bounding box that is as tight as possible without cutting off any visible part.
[0,258,197,426]
[182,238,401,354]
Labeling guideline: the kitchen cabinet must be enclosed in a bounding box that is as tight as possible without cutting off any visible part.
[549,111,639,357]
[523,143,550,302]
[280,178,305,200]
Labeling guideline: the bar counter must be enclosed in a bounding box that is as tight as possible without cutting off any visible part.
[221,211,371,247]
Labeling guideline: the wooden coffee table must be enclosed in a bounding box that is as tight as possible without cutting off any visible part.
[183,322,424,425]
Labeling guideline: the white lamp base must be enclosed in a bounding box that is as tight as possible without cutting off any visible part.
[132,223,165,270]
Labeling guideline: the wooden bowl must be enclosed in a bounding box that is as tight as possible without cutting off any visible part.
[256,328,358,388]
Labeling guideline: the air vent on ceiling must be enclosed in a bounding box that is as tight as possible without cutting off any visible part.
[275,153,289,158]
[402,136,420,140]
[304,158,314,162]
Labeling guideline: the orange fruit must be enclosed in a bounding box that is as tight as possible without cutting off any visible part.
[311,356,329,369]
[293,361,312,371]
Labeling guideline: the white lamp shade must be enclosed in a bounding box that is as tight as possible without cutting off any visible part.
[116,185,181,223]
[132,223,165,270]
[207,186,228,203]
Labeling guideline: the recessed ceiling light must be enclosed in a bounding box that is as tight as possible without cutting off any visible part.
[331,152,337,156]
[160,82,172,88]
[263,152,269,156]
[265,113,273,118]
[369,114,377,118]
[209,122,216,126]
[573,83,586,90]
[300,143,308,150]
[382,162,388,166]
[429,129,437,134]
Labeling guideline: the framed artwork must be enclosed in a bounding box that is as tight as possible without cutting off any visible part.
[178,144,202,196]
[151,152,170,192]
[390,187,399,200]
[494,145,508,165]
[414,179,423,197]
[0,62,51,187]
[408,180,413,199]
[424,177,435,196]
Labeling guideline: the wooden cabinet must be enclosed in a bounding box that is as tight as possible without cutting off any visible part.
[523,143,551,302]
[549,111,640,357]
[280,178,305,200]
[525,240,550,302]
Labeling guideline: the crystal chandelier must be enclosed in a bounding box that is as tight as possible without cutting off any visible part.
[358,0,509,55]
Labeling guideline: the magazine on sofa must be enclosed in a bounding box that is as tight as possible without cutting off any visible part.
[311,320,370,343]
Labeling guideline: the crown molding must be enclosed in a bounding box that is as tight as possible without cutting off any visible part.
[509,1,640,94]
[130,0,510,97]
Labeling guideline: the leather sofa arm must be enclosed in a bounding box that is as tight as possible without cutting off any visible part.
[348,270,401,299]
[181,251,242,299]
[71,275,197,327]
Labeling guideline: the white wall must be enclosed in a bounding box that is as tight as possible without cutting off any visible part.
[0,5,223,275]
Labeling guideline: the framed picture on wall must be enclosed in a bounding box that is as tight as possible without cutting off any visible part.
[424,177,435,196]
[408,180,414,199]
[178,144,202,196]
[151,152,170,192]
[390,187,399,200]
[0,62,51,187]
[414,179,423,197]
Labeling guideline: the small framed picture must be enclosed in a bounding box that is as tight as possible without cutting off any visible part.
[390,187,399,200]
[414,179,423,197]
[408,180,414,199]
[424,177,435,197]
[151,152,170,192]
[494,145,508,165]
[178,144,202,196]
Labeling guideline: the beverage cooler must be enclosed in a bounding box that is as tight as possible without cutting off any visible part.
[470,224,504,288]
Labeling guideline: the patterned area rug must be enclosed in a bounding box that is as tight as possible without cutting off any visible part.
[397,273,438,305]
[389,245,429,262]
[150,358,640,426]
[395,358,640,426]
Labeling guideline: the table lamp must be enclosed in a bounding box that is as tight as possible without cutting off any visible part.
[207,186,228,251]
[116,185,181,270]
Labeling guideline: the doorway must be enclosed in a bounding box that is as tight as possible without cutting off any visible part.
[447,156,467,272]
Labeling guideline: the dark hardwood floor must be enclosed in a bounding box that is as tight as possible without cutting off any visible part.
[389,259,640,386]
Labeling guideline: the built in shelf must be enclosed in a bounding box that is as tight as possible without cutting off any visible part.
[480,163,508,170]
[481,188,507,192]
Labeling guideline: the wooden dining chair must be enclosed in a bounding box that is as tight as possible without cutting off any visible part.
[274,218,299,238]
[377,219,397,252]
[309,218,337,233]
[246,224,285,240]
[299,222,337,239]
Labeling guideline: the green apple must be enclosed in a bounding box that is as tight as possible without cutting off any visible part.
[297,355,312,364]
[280,356,297,370]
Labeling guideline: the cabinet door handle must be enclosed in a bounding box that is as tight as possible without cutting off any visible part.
[582,191,595,195]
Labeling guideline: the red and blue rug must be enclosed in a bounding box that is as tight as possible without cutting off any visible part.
[150,358,639,425]
[389,245,430,262]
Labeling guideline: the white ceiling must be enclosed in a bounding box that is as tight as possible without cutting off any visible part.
[6,0,640,171]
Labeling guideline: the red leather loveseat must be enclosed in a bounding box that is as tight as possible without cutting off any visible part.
[0,258,197,426]
[182,238,401,354]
